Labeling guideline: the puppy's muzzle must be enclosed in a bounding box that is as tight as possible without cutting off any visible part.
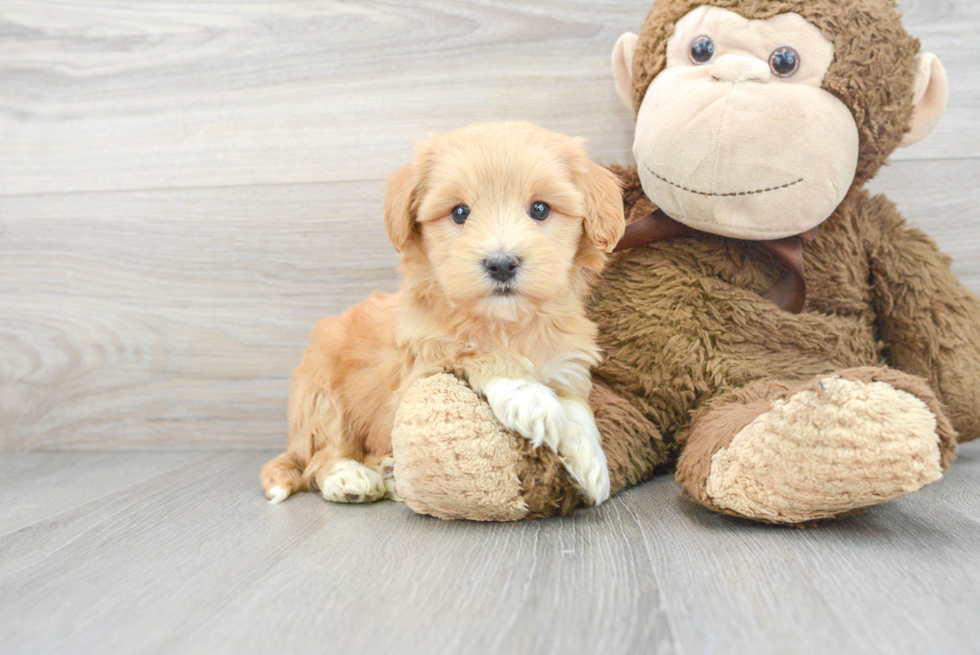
[483,253,522,283]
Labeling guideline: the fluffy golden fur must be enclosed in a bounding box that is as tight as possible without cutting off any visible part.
[260,122,624,505]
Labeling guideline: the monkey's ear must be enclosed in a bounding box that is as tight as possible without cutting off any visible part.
[901,53,948,147]
[580,160,626,253]
[611,32,639,113]
[383,163,418,252]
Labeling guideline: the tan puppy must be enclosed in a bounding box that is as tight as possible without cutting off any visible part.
[260,122,624,506]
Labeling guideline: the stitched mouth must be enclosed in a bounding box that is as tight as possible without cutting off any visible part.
[646,165,803,198]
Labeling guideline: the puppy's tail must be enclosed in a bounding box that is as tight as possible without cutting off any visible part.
[260,452,306,503]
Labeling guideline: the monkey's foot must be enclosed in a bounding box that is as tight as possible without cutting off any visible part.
[677,368,956,523]
[694,372,952,524]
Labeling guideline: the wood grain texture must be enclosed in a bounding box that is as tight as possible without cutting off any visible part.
[0,0,976,197]
[627,440,980,655]
[0,450,676,655]
[0,451,208,535]
[0,0,640,195]
[0,444,977,655]
[0,181,400,450]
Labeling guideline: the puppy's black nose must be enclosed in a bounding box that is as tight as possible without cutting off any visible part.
[483,254,521,283]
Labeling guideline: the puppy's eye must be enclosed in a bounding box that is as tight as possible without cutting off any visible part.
[451,204,470,225]
[689,36,715,65]
[528,201,551,221]
[769,47,800,78]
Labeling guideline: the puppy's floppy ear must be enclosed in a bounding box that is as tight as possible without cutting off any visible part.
[383,163,419,252]
[578,159,625,253]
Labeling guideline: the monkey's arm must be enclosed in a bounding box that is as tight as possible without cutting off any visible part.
[865,192,980,442]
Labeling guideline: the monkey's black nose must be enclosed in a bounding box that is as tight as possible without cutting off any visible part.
[483,254,521,283]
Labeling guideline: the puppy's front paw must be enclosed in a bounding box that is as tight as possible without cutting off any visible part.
[319,460,386,504]
[483,379,567,451]
[558,400,611,505]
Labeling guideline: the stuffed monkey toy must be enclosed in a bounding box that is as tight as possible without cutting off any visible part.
[390,0,980,524]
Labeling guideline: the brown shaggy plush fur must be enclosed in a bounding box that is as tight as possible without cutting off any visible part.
[389,0,980,523]
[596,167,980,446]
[583,165,980,521]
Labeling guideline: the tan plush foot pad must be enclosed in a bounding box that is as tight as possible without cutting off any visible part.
[706,376,945,523]
[392,374,585,521]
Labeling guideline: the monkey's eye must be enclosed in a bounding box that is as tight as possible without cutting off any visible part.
[689,36,715,64]
[451,204,470,225]
[769,47,800,77]
[528,201,551,221]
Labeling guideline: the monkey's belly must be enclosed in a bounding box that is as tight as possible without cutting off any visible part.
[590,243,881,437]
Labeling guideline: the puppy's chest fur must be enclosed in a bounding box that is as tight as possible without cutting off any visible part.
[461,334,598,397]
[535,349,597,394]
[399,301,600,397]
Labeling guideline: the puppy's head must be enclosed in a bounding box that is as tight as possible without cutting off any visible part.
[384,122,624,322]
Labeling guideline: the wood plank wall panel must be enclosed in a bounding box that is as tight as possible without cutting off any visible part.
[1,0,977,449]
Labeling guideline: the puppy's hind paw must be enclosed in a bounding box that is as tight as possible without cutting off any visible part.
[319,460,386,504]
[483,379,567,451]
[380,456,402,502]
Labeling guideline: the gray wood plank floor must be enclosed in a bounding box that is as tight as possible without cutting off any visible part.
[1,443,978,655]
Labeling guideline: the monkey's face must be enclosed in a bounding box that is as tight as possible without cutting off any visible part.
[631,7,859,240]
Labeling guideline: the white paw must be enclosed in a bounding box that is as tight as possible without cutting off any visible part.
[558,400,611,505]
[266,485,289,504]
[379,455,402,502]
[319,460,386,504]
[483,379,567,451]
